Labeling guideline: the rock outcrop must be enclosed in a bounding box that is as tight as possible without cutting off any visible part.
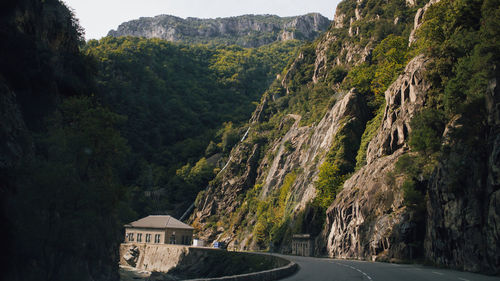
[108,13,331,47]
[366,55,431,164]
[324,55,431,261]
[119,243,293,279]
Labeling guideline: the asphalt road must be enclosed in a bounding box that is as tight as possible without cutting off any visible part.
[279,255,500,281]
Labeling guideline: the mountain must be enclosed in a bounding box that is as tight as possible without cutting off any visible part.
[107,13,331,47]
[191,0,500,274]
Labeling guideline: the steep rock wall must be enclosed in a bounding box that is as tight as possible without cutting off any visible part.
[323,55,431,261]
[191,0,499,274]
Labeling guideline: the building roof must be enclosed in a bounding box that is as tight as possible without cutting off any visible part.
[125,215,194,230]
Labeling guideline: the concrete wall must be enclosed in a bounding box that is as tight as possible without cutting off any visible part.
[120,243,298,280]
[120,243,189,272]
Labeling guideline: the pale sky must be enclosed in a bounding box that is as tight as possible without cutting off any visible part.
[62,0,340,40]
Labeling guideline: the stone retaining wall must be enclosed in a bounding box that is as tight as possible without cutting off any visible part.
[119,243,297,280]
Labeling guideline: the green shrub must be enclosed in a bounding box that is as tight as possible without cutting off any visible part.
[355,105,384,170]
[328,66,348,84]
[314,161,346,209]
[409,109,446,154]
[284,140,295,152]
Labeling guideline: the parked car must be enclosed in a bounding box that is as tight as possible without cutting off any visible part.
[212,241,227,250]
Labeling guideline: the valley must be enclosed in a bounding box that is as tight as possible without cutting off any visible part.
[0,0,499,280]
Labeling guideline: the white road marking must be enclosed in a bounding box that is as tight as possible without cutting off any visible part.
[432,271,444,275]
[333,262,373,280]
[458,278,470,281]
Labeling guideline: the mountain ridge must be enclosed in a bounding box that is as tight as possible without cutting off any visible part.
[107,13,331,47]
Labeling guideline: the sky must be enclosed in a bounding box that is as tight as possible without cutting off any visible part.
[61,0,341,40]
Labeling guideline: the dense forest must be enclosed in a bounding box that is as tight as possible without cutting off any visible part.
[1,0,125,280]
[84,37,302,218]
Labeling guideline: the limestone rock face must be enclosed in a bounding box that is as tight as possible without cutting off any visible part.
[324,151,411,260]
[366,55,431,164]
[323,55,430,261]
[123,246,140,267]
[108,14,330,48]
[192,89,368,246]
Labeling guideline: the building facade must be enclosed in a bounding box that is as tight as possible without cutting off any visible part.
[291,234,314,257]
[124,215,194,245]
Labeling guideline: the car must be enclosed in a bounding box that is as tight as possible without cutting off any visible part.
[212,241,227,250]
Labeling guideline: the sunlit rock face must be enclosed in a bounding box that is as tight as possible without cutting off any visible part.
[108,14,331,48]
[323,55,431,262]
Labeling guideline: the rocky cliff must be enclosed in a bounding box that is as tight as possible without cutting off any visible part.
[191,0,499,275]
[324,54,431,261]
[108,13,331,47]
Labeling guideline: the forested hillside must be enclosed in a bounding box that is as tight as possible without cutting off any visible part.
[84,37,302,218]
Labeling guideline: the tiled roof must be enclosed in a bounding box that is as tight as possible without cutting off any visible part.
[125,215,194,230]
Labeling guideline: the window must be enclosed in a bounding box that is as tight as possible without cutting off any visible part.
[137,233,142,242]
[145,233,151,243]
[181,235,190,245]
[169,234,176,244]
[130,233,134,242]
[154,234,160,243]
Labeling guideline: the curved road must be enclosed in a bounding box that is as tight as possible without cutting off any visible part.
[279,255,500,281]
